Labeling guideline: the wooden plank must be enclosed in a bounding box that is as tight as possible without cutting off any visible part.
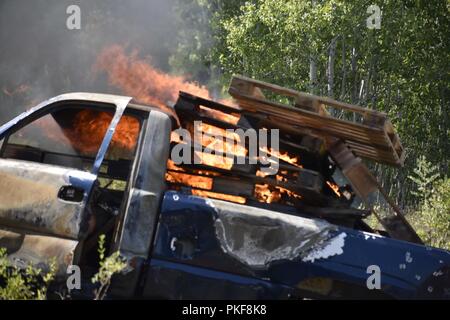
[326,138,423,243]
[235,98,387,139]
[174,162,329,206]
[230,75,387,119]
[240,99,396,154]
[178,91,242,115]
[257,115,400,165]
[229,75,404,166]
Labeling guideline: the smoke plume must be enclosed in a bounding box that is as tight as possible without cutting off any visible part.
[0,0,179,123]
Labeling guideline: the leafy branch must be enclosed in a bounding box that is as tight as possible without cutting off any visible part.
[0,247,56,300]
[91,234,127,300]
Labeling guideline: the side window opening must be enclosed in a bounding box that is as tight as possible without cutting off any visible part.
[1,105,142,178]
[1,105,117,171]
[96,113,142,191]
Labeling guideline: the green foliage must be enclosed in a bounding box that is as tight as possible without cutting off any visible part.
[409,178,450,250]
[91,234,127,300]
[408,155,440,205]
[0,234,127,300]
[0,248,56,300]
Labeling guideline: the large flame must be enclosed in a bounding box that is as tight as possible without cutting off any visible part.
[30,109,140,159]
[94,45,304,205]
[69,110,140,158]
[95,45,212,115]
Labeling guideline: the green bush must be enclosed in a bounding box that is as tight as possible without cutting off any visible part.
[0,234,126,300]
[91,234,127,300]
[0,248,56,300]
[409,178,450,250]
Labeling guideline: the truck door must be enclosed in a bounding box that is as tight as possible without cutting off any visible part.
[0,93,131,276]
[108,109,173,298]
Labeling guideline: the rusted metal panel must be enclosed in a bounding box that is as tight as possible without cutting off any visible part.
[110,110,172,298]
[0,92,133,239]
[0,92,138,287]
[0,227,78,276]
[0,158,96,240]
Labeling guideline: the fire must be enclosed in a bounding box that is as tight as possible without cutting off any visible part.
[30,109,140,159]
[68,110,140,158]
[95,45,214,116]
[260,146,302,168]
[255,184,281,203]
[70,110,112,155]
[94,45,304,205]
[95,45,249,202]
[326,181,341,197]
[166,159,246,203]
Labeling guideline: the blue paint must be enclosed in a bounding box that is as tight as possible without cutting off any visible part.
[145,258,294,299]
[150,191,450,299]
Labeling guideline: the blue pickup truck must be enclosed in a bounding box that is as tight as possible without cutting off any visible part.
[0,92,448,299]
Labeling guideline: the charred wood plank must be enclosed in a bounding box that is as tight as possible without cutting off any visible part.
[328,139,423,244]
[177,91,242,115]
[172,162,329,206]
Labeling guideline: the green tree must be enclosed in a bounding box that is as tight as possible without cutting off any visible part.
[408,155,440,206]
[170,0,244,93]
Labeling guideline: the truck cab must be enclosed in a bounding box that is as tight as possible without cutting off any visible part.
[0,92,449,300]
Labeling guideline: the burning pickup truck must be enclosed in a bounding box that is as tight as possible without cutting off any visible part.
[0,76,448,299]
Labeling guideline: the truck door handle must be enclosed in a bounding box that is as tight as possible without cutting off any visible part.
[58,185,84,202]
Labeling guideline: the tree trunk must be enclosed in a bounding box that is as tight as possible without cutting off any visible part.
[309,54,317,94]
[351,47,358,104]
[327,37,338,97]
[340,38,346,100]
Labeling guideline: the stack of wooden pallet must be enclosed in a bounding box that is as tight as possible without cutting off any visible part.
[168,75,421,244]
[227,75,420,244]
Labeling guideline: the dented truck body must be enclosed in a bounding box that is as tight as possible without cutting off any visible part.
[0,92,449,300]
[152,192,450,299]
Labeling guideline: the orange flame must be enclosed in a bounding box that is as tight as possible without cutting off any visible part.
[33,109,141,158]
[95,45,212,116]
[326,181,341,197]
[94,45,304,205]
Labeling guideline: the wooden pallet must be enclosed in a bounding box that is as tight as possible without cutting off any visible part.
[228,75,404,167]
